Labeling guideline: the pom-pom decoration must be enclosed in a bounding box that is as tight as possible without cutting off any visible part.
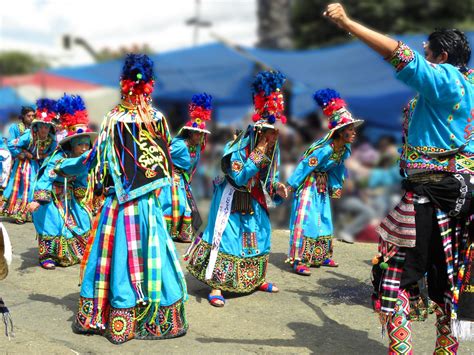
[183,93,213,133]
[120,54,155,99]
[56,94,90,129]
[251,71,287,126]
[35,98,58,123]
[313,88,362,131]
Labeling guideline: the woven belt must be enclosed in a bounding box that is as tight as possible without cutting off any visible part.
[407,172,450,184]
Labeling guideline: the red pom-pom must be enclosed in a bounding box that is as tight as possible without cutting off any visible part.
[322,98,347,117]
[199,123,205,129]
[189,105,211,121]
[252,113,261,122]
[280,115,287,124]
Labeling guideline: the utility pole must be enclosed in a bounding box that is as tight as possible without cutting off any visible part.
[185,0,212,46]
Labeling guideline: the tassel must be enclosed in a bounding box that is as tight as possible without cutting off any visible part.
[451,319,474,340]
[2,312,14,339]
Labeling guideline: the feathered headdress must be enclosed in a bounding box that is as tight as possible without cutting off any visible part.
[56,93,97,147]
[120,54,155,102]
[251,71,287,128]
[313,89,363,132]
[182,93,212,134]
[34,98,57,126]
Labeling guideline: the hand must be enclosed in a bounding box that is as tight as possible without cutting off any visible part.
[27,201,40,213]
[18,153,25,160]
[286,184,294,194]
[25,152,33,160]
[323,3,352,30]
[275,182,288,199]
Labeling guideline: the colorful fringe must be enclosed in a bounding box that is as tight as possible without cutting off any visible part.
[2,160,32,222]
[187,239,268,293]
[288,173,316,261]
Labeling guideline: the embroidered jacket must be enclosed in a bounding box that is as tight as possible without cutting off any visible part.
[389,43,474,174]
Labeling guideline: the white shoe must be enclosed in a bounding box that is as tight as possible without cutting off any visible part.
[338,231,354,244]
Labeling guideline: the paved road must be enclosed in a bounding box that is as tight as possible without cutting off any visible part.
[1,220,473,354]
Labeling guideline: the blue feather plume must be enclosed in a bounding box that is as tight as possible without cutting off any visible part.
[56,94,86,115]
[121,53,154,82]
[313,88,341,108]
[191,93,213,109]
[36,98,57,112]
[251,71,286,96]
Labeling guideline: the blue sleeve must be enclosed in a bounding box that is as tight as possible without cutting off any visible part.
[227,148,268,187]
[56,151,90,177]
[33,154,63,203]
[287,144,331,189]
[327,163,346,199]
[8,131,31,158]
[170,139,191,171]
[7,124,19,142]
[390,43,462,104]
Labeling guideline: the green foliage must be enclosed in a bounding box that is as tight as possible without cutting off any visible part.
[0,51,49,75]
[291,0,474,48]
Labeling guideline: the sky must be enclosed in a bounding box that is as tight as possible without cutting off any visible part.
[1,0,257,66]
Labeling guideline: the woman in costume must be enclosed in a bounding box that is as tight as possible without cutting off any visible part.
[7,106,34,141]
[186,71,288,307]
[1,99,57,223]
[286,89,363,276]
[73,54,188,344]
[161,93,212,243]
[27,94,96,270]
[325,3,474,353]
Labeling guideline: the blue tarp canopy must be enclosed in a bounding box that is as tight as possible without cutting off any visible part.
[0,87,32,122]
[49,32,474,140]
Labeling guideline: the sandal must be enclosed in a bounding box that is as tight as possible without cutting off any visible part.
[40,259,56,270]
[293,261,311,276]
[208,293,225,307]
[258,282,279,293]
[322,258,339,267]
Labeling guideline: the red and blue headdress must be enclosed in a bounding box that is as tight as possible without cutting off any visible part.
[34,98,57,127]
[251,71,287,129]
[120,54,155,103]
[56,94,97,147]
[313,89,363,132]
[183,93,212,134]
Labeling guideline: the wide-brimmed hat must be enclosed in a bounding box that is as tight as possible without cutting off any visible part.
[251,71,288,130]
[313,89,363,132]
[0,223,12,281]
[181,93,212,134]
[56,94,97,147]
[33,98,57,128]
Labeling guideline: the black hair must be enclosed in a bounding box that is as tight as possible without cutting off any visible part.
[20,106,34,117]
[428,29,471,69]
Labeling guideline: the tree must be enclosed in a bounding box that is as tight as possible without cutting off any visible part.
[0,51,50,75]
[291,0,474,49]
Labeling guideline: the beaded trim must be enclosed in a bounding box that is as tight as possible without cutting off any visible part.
[387,42,415,72]
[34,189,52,202]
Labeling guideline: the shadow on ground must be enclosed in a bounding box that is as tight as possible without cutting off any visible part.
[195,294,386,354]
[28,292,80,322]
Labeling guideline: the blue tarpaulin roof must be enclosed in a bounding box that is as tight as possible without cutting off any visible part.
[48,32,474,140]
[0,87,32,122]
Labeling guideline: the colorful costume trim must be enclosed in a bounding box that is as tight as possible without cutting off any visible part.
[38,233,88,267]
[74,296,187,344]
[187,239,268,293]
[387,42,415,72]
